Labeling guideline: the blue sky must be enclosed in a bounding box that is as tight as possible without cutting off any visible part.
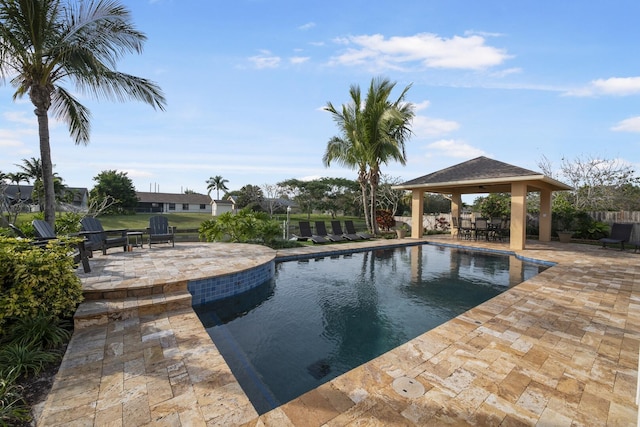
[2,0,640,196]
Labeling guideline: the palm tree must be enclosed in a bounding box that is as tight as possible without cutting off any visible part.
[324,77,414,233]
[323,83,372,232]
[0,0,166,226]
[15,157,42,184]
[362,78,414,233]
[206,175,229,200]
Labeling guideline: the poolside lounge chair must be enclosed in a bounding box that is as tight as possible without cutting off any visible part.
[80,217,128,255]
[315,221,345,242]
[32,219,91,272]
[148,215,175,247]
[344,220,373,239]
[331,220,361,240]
[599,222,634,250]
[295,221,328,244]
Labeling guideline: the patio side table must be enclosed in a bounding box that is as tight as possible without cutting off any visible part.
[127,231,144,249]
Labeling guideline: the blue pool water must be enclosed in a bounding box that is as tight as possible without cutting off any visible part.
[193,244,549,414]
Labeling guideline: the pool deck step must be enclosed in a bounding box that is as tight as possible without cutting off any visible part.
[74,283,192,329]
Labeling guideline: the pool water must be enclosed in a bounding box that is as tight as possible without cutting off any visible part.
[193,244,549,414]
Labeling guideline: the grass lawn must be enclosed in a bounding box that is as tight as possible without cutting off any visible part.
[11,212,372,240]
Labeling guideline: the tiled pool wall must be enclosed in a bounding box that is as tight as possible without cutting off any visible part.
[188,260,276,306]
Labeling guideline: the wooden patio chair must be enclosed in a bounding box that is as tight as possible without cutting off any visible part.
[147,215,175,247]
[32,219,91,272]
[80,217,128,255]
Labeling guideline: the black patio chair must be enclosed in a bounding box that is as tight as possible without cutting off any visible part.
[294,221,328,244]
[147,215,175,247]
[331,220,361,241]
[344,220,373,239]
[599,223,634,250]
[81,217,128,255]
[315,221,345,242]
[32,219,91,272]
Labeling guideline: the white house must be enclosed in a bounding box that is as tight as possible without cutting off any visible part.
[211,198,236,216]
[136,192,212,214]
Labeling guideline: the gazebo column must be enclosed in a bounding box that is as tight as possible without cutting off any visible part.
[411,189,424,238]
[539,189,552,242]
[510,182,527,251]
[450,193,462,238]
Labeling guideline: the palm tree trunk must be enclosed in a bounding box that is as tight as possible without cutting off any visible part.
[36,108,56,227]
[358,169,371,232]
[369,165,380,234]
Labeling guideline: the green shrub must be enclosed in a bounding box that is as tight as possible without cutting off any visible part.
[0,237,84,330]
[0,343,59,379]
[0,369,30,426]
[199,210,282,245]
[3,316,71,350]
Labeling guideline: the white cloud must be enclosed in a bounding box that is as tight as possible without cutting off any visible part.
[490,67,522,78]
[425,139,487,159]
[248,50,281,69]
[3,111,36,126]
[412,116,460,138]
[298,22,316,31]
[413,100,431,111]
[329,33,511,72]
[564,76,640,97]
[122,169,154,179]
[290,56,310,65]
[611,116,640,133]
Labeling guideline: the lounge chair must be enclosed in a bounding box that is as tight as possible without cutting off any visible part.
[315,221,345,242]
[599,222,634,250]
[344,220,373,239]
[32,219,91,272]
[294,221,328,244]
[80,217,128,255]
[331,220,361,240]
[148,215,175,247]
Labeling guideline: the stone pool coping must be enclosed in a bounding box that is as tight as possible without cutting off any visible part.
[36,237,640,425]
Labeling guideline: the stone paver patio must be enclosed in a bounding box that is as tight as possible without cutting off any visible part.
[36,236,640,426]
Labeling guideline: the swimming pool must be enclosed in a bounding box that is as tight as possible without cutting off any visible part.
[193,244,549,414]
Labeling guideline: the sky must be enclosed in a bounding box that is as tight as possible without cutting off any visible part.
[2,0,640,197]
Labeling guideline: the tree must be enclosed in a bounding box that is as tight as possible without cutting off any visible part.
[538,154,640,211]
[15,157,41,184]
[261,183,286,217]
[376,175,406,215]
[235,185,264,211]
[324,77,414,233]
[0,0,166,226]
[90,170,138,215]
[279,178,328,219]
[206,175,229,200]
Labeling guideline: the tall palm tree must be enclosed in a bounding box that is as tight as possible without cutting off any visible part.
[362,78,414,233]
[324,77,414,233]
[0,0,166,226]
[323,83,372,232]
[206,175,229,200]
[15,157,42,184]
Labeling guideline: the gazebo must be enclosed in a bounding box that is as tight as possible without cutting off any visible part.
[393,156,573,250]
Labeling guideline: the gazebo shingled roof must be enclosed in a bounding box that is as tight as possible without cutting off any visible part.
[395,156,572,194]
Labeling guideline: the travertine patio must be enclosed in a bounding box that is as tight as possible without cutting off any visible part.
[36,236,640,426]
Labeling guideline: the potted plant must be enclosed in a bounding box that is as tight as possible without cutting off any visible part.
[553,199,576,243]
[395,223,409,239]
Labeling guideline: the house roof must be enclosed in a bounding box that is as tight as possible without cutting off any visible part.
[136,192,211,204]
[395,156,573,194]
[3,185,34,200]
